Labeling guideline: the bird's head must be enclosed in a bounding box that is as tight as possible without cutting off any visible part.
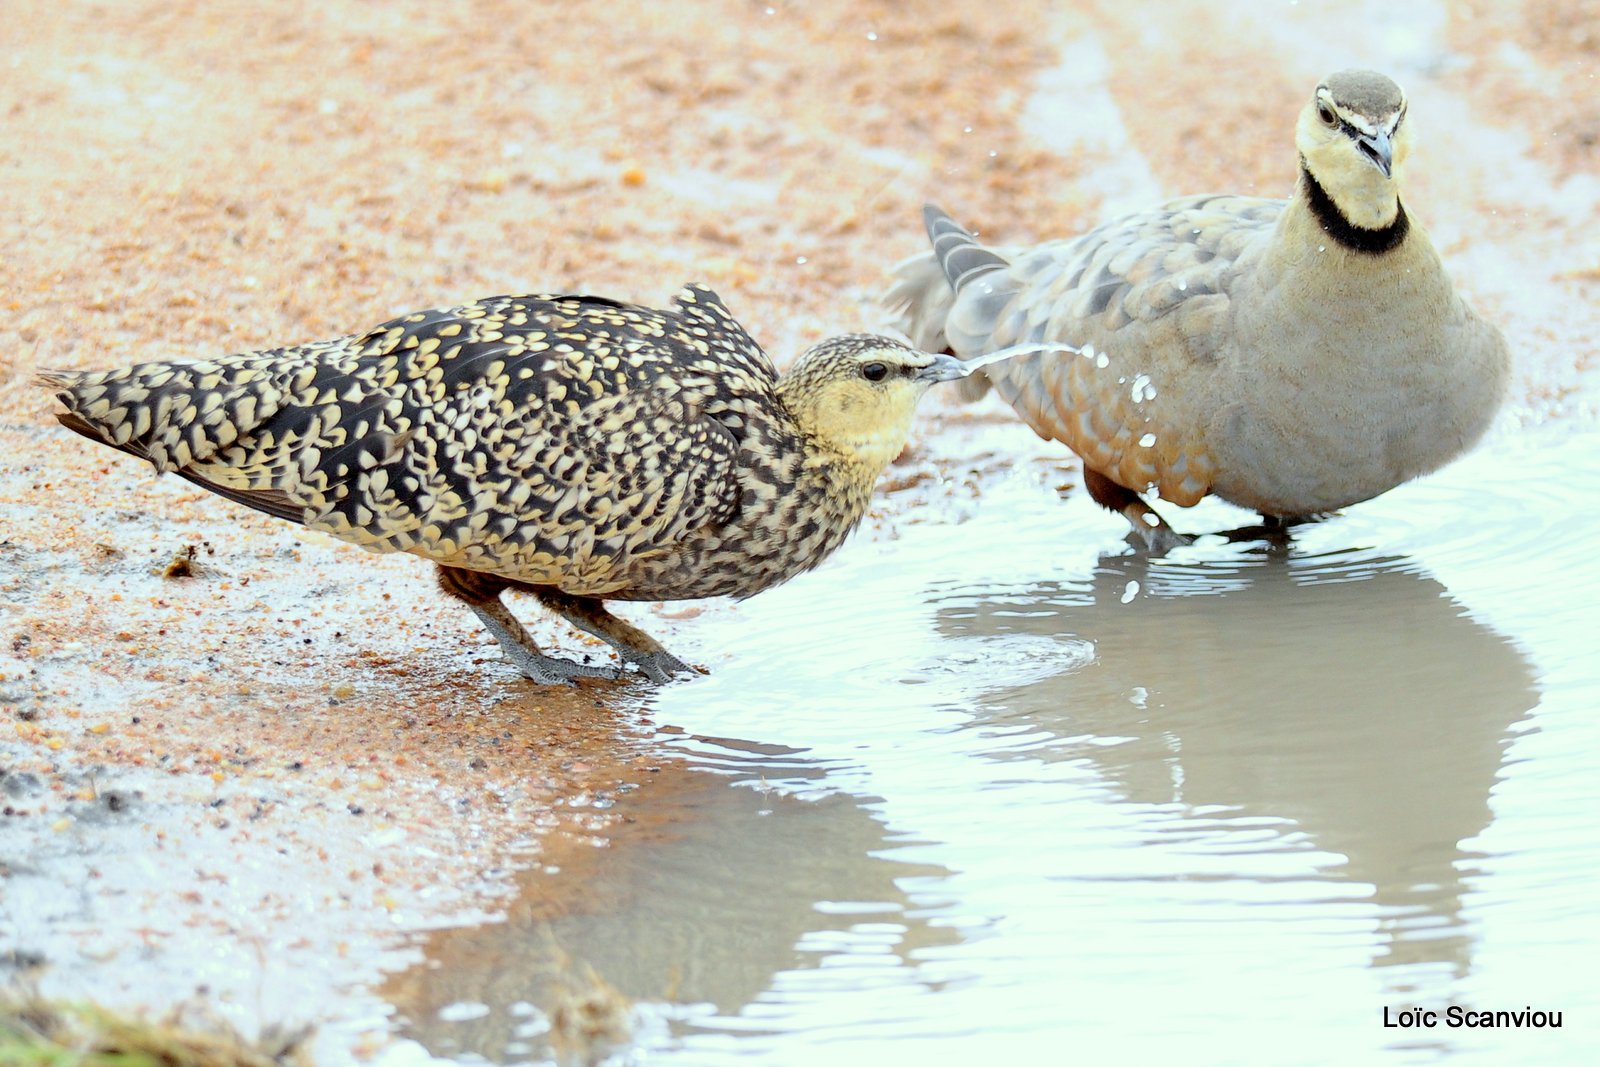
[1296,69,1412,231]
[777,335,965,472]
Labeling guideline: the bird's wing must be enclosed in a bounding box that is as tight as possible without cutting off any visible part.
[468,378,745,590]
[944,196,1283,504]
[47,291,765,591]
[670,283,779,382]
[41,299,543,528]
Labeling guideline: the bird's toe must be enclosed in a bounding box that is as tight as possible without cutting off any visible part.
[631,650,696,684]
[513,651,622,686]
[1137,524,1193,556]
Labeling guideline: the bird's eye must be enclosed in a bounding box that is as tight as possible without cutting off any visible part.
[1316,102,1337,126]
[861,362,889,382]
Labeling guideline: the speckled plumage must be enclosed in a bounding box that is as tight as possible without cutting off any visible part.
[887,70,1510,550]
[43,285,963,683]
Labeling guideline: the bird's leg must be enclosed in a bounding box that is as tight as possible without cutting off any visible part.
[468,599,624,684]
[437,567,620,685]
[1257,514,1297,544]
[1081,468,1191,555]
[533,589,698,684]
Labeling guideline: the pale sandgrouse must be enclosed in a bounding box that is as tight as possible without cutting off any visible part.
[887,70,1510,551]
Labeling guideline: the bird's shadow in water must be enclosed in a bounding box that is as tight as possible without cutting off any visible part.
[381,737,961,1060]
[930,542,1538,988]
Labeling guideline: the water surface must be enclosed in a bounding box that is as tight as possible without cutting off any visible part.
[388,422,1600,1065]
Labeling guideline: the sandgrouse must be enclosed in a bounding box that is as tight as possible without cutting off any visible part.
[42,285,967,684]
[887,70,1510,551]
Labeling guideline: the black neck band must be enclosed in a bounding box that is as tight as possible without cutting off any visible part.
[1301,160,1409,255]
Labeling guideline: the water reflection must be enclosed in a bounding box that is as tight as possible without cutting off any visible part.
[384,745,959,1061]
[375,430,1596,1064]
[933,546,1538,987]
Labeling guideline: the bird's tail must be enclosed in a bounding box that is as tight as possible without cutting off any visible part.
[39,354,349,524]
[924,204,1009,291]
[37,355,303,474]
[882,204,1020,403]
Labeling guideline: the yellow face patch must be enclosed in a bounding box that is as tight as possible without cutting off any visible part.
[776,336,943,473]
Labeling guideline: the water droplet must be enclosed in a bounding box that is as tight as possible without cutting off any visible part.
[1139,432,1157,447]
[437,1001,492,1023]
[1095,352,1109,369]
[1318,244,1326,252]
[866,30,878,41]
[988,150,998,158]
[963,125,973,133]
[1121,580,1140,604]
[1177,278,1187,291]
[795,255,808,265]
[1129,686,1148,708]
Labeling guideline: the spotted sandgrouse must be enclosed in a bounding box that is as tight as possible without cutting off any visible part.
[42,286,966,684]
[887,70,1511,551]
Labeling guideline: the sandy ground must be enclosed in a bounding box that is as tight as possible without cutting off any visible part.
[2,0,1597,1060]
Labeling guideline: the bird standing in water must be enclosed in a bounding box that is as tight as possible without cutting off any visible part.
[887,70,1510,551]
[42,284,966,684]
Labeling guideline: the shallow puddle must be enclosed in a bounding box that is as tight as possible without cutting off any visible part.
[386,421,1599,1064]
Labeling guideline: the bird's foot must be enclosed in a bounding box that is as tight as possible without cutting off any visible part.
[1089,471,1190,556]
[1218,513,1326,545]
[533,590,703,685]
[468,599,621,686]
[505,647,622,686]
[1134,523,1194,556]
[618,648,700,684]
[1218,523,1291,545]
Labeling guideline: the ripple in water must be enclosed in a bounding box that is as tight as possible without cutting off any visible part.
[385,425,1599,1065]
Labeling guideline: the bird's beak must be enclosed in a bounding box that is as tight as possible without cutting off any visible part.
[1357,128,1394,178]
[914,352,970,383]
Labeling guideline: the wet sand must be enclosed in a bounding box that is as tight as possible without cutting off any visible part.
[2,0,1597,1059]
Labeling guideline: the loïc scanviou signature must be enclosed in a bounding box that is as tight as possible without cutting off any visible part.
[1383,1005,1563,1029]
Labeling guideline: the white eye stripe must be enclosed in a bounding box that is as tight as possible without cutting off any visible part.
[1343,112,1378,136]
[1316,88,1405,137]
